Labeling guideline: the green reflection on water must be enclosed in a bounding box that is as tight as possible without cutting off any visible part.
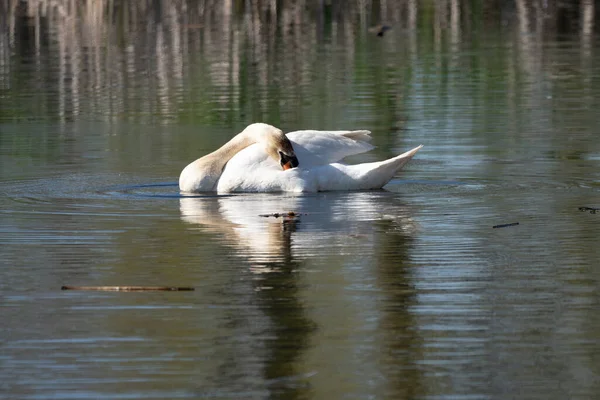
[1,2,600,400]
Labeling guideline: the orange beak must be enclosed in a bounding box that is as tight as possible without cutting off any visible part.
[279,153,299,170]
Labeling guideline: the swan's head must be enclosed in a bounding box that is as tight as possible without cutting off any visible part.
[243,123,299,170]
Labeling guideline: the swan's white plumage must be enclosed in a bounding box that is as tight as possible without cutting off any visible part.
[217,129,422,193]
[287,130,374,167]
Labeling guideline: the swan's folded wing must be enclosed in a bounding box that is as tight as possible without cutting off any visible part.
[286,130,375,167]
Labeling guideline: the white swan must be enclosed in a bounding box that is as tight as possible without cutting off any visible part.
[218,128,422,192]
[179,123,422,193]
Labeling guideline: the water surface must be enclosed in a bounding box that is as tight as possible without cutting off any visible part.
[1,2,600,399]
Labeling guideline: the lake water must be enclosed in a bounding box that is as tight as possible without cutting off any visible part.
[1,2,600,399]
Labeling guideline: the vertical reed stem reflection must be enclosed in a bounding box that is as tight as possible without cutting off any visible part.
[0,1,594,124]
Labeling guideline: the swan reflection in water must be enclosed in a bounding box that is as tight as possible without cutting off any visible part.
[179,192,419,397]
[179,192,418,270]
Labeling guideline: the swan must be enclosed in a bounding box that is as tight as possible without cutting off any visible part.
[179,122,422,193]
[217,127,422,192]
[179,123,299,192]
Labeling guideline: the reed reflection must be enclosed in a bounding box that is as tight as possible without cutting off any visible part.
[372,218,423,398]
[2,1,595,126]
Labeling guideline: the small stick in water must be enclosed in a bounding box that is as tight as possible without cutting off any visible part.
[61,286,194,291]
[259,211,305,218]
[492,222,519,229]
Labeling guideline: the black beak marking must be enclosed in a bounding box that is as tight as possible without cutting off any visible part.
[279,151,299,170]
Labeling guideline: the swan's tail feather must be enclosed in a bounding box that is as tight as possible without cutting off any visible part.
[317,145,423,191]
[385,144,423,172]
[368,145,422,187]
[346,145,422,190]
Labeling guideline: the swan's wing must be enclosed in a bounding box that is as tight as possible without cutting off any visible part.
[328,130,373,142]
[222,129,375,171]
[286,130,375,167]
[288,129,372,143]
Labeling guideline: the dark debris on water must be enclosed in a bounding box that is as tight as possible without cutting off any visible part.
[259,211,306,218]
[493,222,519,229]
[369,25,392,37]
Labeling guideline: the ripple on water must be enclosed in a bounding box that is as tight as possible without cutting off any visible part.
[0,175,193,220]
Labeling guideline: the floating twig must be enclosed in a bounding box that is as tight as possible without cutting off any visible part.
[259,211,306,218]
[493,222,519,229]
[578,207,599,214]
[61,286,194,291]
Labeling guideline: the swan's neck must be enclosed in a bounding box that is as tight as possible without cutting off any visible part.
[206,132,254,167]
[180,132,255,192]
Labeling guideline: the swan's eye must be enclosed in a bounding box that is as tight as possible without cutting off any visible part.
[278,151,299,170]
